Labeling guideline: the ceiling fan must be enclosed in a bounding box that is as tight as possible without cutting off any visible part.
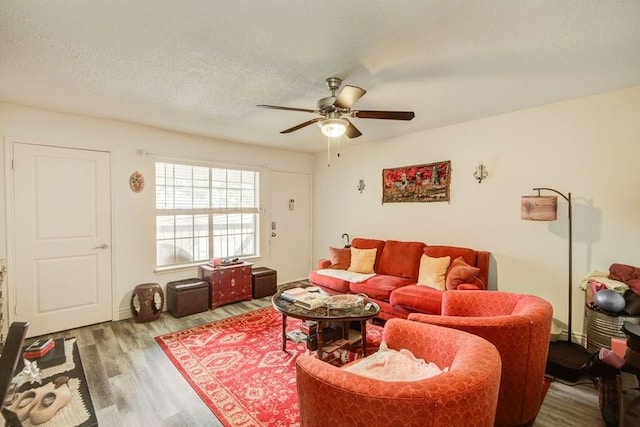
[257,77,415,139]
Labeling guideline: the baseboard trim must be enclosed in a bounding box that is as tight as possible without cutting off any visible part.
[553,330,587,347]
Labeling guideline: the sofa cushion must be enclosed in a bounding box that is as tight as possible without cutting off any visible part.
[348,248,377,274]
[377,240,425,280]
[417,255,451,291]
[390,285,443,315]
[328,247,351,269]
[349,275,413,301]
[351,238,386,271]
[446,256,481,290]
[308,271,350,293]
[424,245,477,275]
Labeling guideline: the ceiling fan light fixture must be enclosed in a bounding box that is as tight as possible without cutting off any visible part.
[319,118,348,137]
[258,77,414,139]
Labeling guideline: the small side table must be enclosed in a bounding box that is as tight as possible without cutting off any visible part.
[585,304,640,352]
[131,283,164,323]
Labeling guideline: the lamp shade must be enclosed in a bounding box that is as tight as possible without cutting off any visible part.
[521,195,558,221]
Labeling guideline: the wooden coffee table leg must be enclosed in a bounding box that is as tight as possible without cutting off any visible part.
[317,320,324,360]
[361,320,367,356]
[281,313,287,352]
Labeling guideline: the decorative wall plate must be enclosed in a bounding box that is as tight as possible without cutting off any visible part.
[129,171,145,193]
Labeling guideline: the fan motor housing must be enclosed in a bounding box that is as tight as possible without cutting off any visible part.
[317,96,337,112]
[325,77,342,91]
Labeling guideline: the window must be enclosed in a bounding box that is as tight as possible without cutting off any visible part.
[155,161,259,268]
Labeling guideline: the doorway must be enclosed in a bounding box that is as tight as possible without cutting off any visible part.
[9,142,112,337]
[269,171,312,284]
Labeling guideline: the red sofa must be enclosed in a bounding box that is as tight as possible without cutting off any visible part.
[308,238,490,320]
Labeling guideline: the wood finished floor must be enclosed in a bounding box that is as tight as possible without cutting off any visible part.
[36,296,606,427]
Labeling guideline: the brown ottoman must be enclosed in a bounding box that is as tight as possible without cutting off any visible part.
[167,278,210,317]
[252,267,277,298]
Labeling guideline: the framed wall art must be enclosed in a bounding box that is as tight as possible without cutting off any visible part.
[382,160,451,203]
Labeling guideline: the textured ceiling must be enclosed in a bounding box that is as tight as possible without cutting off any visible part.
[1,1,640,153]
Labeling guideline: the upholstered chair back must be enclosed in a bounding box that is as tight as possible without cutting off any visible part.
[296,318,502,427]
[409,290,553,427]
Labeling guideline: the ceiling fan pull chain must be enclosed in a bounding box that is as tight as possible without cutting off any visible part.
[327,136,331,167]
[337,136,341,158]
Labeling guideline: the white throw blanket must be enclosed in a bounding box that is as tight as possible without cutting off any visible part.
[344,342,447,382]
[315,268,375,283]
[579,269,628,293]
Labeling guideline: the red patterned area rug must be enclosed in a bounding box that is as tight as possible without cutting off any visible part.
[155,307,382,427]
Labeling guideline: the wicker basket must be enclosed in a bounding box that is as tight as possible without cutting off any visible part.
[586,304,640,353]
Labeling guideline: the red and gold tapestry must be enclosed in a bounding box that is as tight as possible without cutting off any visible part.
[382,160,451,203]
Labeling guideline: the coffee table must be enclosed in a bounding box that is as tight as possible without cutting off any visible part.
[271,287,380,361]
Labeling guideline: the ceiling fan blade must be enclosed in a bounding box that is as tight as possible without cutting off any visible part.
[334,85,367,109]
[257,104,318,113]
[354,110,415,120]
[344,120,362,139]
[280,117,322,134]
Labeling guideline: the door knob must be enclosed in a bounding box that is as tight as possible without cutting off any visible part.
[93,243,109,249]
[271,232,277,237]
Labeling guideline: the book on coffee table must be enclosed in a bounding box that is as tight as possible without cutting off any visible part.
[294,295,325,310]
[282,287,308,297]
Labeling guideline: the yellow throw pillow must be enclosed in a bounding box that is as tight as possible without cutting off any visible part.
[348,248,377,274]
[417,254,451,290]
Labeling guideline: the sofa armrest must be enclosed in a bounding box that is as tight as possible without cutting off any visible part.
[317,259,331,269]
[476,250,490,287]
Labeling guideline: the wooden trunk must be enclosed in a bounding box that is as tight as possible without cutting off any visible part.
[199,263,253,309]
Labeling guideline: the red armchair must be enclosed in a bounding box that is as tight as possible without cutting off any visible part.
[409,291,553,427]
[296,318,502,427]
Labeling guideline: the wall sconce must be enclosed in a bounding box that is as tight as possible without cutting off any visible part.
[473,162,488,183]
[357,179,366,193]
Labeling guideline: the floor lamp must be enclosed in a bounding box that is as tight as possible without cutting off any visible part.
[521,187,591,381]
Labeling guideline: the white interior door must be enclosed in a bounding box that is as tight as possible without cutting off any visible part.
[270,171,311,284]
[12,142,112,337]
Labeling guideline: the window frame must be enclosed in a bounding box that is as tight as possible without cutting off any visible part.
[154,159,261,270]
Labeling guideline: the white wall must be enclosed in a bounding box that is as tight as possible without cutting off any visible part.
[0,103,313,321]
[3,85,638,340]
[312,85,640,342]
